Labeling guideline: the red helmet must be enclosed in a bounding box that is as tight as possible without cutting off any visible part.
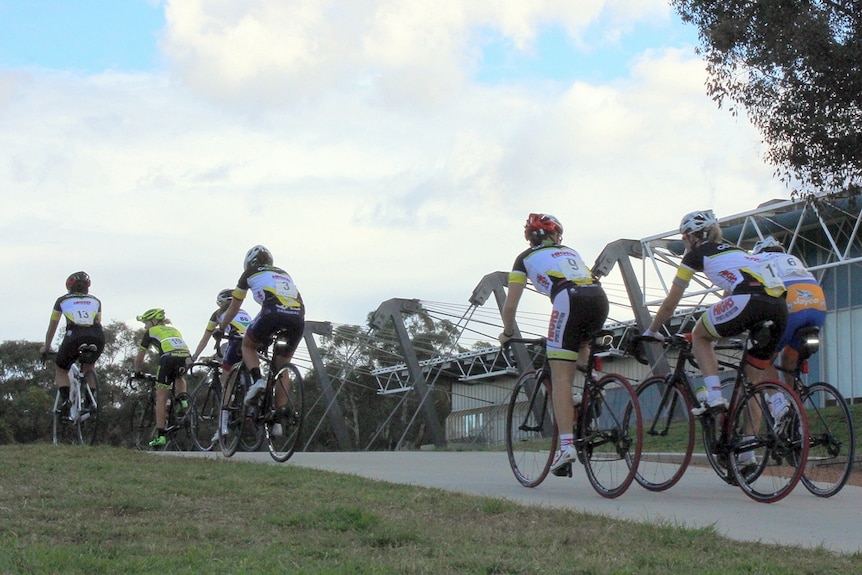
[66,271,91,293]
[524,213,563,245]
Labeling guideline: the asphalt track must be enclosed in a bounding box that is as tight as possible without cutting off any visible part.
[173,450,862,555]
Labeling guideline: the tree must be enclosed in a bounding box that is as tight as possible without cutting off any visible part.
[673,0,862,196]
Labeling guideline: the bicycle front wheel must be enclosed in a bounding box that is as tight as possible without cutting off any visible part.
[220,365,247,457]
[580,374,642,498]
[266,364,304,462]
[729,379,809,503]
[800,382,855,497]
[635,376,694,491]
[505,370,556,488]
[129,394,156,450]
[79,371,99,446]
[189,366,221,451]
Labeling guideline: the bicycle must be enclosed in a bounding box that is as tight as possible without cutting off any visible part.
[219,330,305,462]
[633,325,810,503]
[127,372,196,451]
[776,327,856,497]
[504,331,643,498]
[44,345,100,446]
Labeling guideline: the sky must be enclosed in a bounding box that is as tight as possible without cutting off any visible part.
[0,0,790,348]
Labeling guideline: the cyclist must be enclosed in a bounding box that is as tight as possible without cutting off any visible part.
[133,308,192,448]
[39,271,105,414]
[218,245,305,418]
[643,210,788,416]
[498,213,609,475]
[751,235,827,417]
[190,288,253,439]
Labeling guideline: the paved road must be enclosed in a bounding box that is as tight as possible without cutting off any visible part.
[174,450,862,555]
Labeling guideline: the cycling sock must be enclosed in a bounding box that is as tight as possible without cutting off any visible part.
[559,433,574,449]
[703,375,722,400]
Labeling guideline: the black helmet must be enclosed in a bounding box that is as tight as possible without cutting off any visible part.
[244,245,273,270]
[66,271,91,294]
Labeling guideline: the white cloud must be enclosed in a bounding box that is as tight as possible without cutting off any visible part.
[0,1,787,344]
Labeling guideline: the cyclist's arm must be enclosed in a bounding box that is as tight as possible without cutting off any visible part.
[191,326,215,361]
[499,274,526,342]
[647,279,687,333]
[41,315,60,354]
[218,296,243,333]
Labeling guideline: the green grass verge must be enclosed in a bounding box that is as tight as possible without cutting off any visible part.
[0,444,859,574]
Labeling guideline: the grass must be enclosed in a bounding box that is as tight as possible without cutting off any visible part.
[1,445,860,574]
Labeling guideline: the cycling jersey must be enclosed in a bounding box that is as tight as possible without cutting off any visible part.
[138,324,191,358]
[509,243,596,298]
[50,293,102,328]
[676,242,785,298]
[509,242,607,361]
[757,251,827,351]
[205,308,252,336]
[232,265,303,311]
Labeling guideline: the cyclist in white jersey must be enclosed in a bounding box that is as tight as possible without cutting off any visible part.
[219,245,305,408]
[644,210,788,415]
[39,271,105,411]
[499,213,609,475]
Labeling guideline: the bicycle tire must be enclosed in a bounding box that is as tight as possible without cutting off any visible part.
[189,365,221,451]
[266,364,304,462]
[219,364,246,457]
[79,371,99,446]
[729,378,809,503]
[799,381,855,497]
[580,373,642,498]
[52,390,80,445]
[165,396,195,452]
[129,394,156,450]
[505,370,556,488]
[635,375,694,491]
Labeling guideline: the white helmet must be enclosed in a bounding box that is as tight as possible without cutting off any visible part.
[679,209,718,236]
[752,236,785,254]
[244,245,273,270]
[216,289,233,306]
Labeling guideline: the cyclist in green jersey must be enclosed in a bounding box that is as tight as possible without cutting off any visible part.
[133,308,192,448]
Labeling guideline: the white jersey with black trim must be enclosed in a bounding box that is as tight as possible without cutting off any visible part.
[509,243,594,298]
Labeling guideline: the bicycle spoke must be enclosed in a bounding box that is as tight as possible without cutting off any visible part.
[581,375,642,498]
[800,382,855,497]
[266,364,304,462]
[635,376,694,491]
[505,370,556,488]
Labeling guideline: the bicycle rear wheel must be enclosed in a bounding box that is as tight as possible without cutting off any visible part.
[52,390,80,445]
[799,382,855,497]
[729,379,809,503]
[505,370,556,488]
[266,364,304,462]
[580,374,642,498]
[165,400,196,452]
[635,376,694,491]
[129,394,156,450]
[189,366,221,451]
[219,365,247,457]
[79,371,99,446]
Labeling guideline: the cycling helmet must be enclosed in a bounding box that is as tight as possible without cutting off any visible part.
[524,213,563,245]
[679,209,718,237]
[136,308,165,322]
[244,245,273,270]
[752,235,785,254]
[216,288,233,307]
[66,271,91,293]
